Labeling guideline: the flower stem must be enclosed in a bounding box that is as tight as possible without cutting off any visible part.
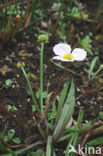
[40,42,44,114]
[21,66,40,112]
[45,64,68,116]
[50,59,81,77]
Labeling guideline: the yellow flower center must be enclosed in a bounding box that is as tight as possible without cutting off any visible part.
[63,53,74,60]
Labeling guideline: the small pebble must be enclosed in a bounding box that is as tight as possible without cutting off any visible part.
[80,32,84,35]
[100,106,103,109]
[28,41,31,45]
[83,99,88,104]
[0,115,3,119]
[90,100,93,104]
[97,96,103,101]
[12,84,15,88]
[16,74,20,78]
[26,36,29,39]
[85,120,88,123]
[89,106,94,110]
[94,101,97,105]
[16,84,19,88]
[92,97,95,101]
[41,21,48,28]
[27,98,31,102]
[91,113,95,116]
[76,88,80,92]
[5,56,10,61]
[10,52,15,58]
[77,101,81,106]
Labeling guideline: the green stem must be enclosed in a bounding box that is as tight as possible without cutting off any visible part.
[52,0,65,35]
[21,67,40,112]
[40,42,44,114]
[45,64,68,116]
[65,135,74,156]
[38,123,46,140]
[50,59,81,77]
[93,0,103,27]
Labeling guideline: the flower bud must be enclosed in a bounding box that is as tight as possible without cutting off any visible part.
[17,62,25,68]
[38,34,49,43]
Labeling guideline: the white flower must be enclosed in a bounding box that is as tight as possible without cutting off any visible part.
[53,43,87,62]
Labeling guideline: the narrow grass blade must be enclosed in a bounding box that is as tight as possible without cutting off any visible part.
[46,136,53,156]
[53,80,75,142]
[53,149,57,156]
[94,64,103,77]
[1,141,43,156]
[40,42,44,114]
[87,136,103,146]
[75,109,84,128]
[50,59,81,77]
[27,150,45,156]
[56,82,70,121]
[58,133,73,142]
[85,47,93,55]
[15,141,43,156]
[21,67,39,112]
[65,135,75,156]
[88,56,98,78]
[59,110,83,156]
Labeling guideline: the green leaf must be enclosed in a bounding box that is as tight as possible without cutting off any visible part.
[3,5,21,15]
[1,154,12,156]
[56,82,69,121]
[50,59,81,77]
[32,105,36,112]
[36,89,48,99]
[1,142,43,156]
[4,129,15,142]
[66,110,84,156]
[76,34,93,55]
[42,91,48,98]
[87,136,103,146]
[85,47,93,55]
[81,36,92,48]
[65,135,75,156]
[68,7,88,20]
[15,141,43,155]
[5,105,12,111]
[94,64,103,77]
[12,106,18,111]
[53,80,75,141]
[27,150,45,156]
[46,136,52,156]
[36,89,40,99]
[12,138,21,144]
[75,109,84,128]
[58,133,73,142]
[48,100,56,121]
[48,122,54,130]
[5,79,12,88]
[88,56,99,78]
[7,129,15,139]
[5,105,18,112]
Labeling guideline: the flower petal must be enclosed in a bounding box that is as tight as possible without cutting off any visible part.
[53,56,74,62]
[72,48,87,61]
[53,43,71,56]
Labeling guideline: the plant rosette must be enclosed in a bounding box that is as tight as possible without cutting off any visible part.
[53,43,87,62]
